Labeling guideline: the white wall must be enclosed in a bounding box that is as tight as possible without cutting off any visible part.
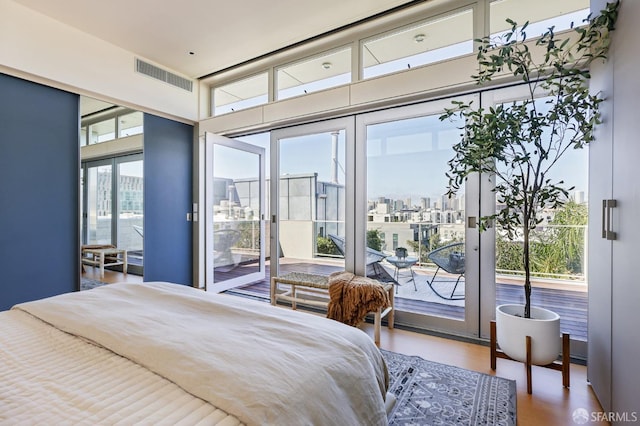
[0,0,197,122]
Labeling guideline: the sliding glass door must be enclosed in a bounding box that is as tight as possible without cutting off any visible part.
[356,97,485,337]
[267,101,488,338]
[116,159,144,270]
[270,118,353,279]
[484,85,589,356]
[83,160,112,246]
[266,100,490,338]
[81,154,144,274]
[208,87,588,352]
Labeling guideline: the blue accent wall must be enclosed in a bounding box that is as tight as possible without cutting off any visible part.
[143,114,193,285]
[0,73,79,311]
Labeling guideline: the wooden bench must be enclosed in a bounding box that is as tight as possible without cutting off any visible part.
[82,245,127,279]
[270,272,394,346]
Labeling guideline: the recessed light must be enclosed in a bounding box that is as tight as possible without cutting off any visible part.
[414,34,426,43]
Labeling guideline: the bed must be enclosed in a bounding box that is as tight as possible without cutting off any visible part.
[0,282,391,425]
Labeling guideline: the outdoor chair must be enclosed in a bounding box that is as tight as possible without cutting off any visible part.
[327,234,398,287]
[425,242,465,300]
[132,225,144,238]
[213,228,241,271]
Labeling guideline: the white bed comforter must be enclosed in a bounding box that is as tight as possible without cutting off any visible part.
[0,309,241,425]
[13,282,389,426]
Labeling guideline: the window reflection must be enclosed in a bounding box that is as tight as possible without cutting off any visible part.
[362,9,473,79]
[490,0,589,39]
[213,73,268,116]
[277,47,351,100]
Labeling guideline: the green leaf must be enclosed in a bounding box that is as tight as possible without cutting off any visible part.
[442,0,619,314]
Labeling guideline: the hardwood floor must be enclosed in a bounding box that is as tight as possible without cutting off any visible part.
[87,269,607,426]
[82,267,144,284]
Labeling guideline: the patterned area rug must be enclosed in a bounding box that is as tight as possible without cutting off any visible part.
[383,349,516,426]
[80,277,108,291]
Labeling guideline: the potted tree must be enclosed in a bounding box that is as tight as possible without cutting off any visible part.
[440,2,619,365]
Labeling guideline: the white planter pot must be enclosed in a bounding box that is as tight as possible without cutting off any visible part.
[496,304,561,365]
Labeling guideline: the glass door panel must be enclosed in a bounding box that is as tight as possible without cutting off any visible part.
[271,120,350,279]
[85,163,113,245]
[82,155,145,277]
[357,96,480,337]
[117,158,144,272]
[205,133,266,292]
[485,86,589,355]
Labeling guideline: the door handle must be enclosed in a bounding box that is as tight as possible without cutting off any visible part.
[605,199,617,241]
[601,200,607,238]
[602,199,617,240]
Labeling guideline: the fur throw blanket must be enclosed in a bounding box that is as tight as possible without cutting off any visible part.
[326,271,390,327]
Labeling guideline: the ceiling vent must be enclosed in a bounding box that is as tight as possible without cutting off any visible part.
[135,58,193,92]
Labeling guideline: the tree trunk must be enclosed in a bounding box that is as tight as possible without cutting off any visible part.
[523,226,532,318]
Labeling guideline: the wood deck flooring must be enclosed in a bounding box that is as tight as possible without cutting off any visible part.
[219,258,588,340]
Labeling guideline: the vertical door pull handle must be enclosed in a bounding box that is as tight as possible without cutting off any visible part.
[606,199,617,241]
[602,199,607,239]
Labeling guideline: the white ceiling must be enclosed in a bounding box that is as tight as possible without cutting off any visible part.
[80,97,116,117]
[13,0,416,79]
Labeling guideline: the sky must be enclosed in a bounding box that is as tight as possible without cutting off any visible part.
[232,111,588,207]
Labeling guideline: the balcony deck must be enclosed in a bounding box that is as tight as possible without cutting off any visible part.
[220,258,587,340]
